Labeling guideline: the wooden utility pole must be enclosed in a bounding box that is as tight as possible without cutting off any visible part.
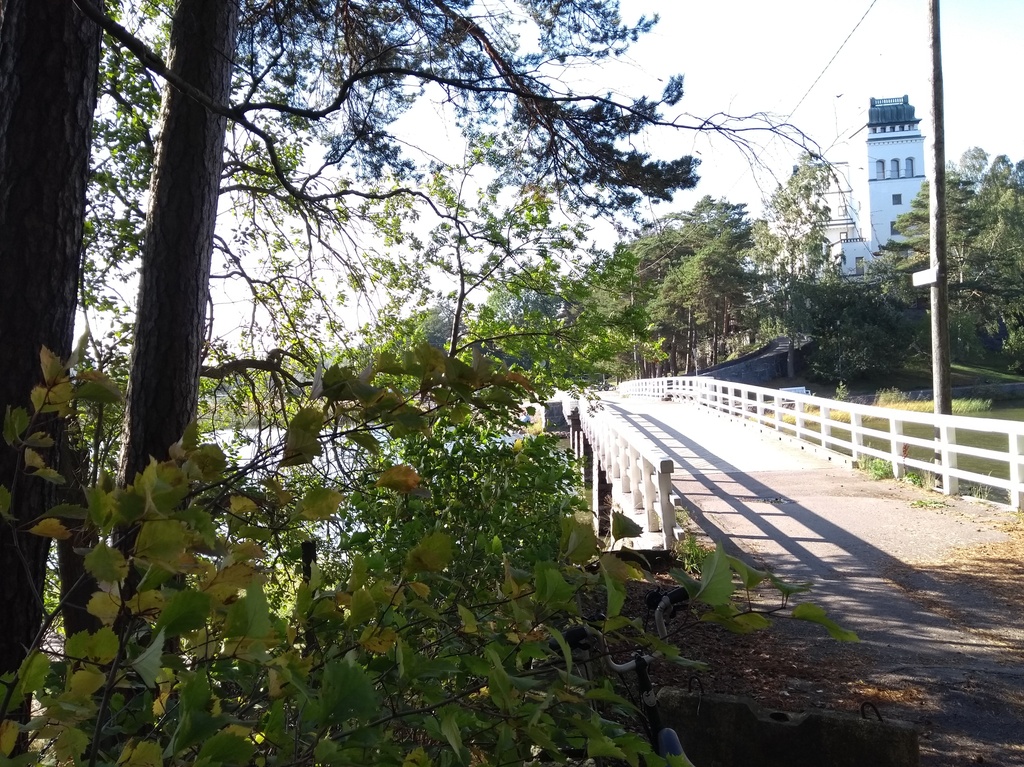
[929,0,952,415]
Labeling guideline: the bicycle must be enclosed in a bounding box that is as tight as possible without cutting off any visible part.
[553,585,696,766]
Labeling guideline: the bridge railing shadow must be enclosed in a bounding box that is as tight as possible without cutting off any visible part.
[601,401,1010,662]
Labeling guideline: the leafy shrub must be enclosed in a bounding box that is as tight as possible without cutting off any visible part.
[862,457,895,480]
[0,345,856,766]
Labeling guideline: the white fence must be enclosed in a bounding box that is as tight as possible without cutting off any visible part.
[562,396,678,549]
[619,377,1024,510]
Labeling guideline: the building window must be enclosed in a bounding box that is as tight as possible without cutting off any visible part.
[855,256,865,275]
[905,157,914,176]
[876,160,885,180]
[890,221,899,235]
[840,231,849,240]
[892,194,902,205]
[891,158,900,178]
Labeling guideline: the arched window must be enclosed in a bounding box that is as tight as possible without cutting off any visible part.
[891,158,900,178]
[905,157,915,177]
[876,160,885,180]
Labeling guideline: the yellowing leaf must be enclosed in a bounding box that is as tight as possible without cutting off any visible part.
[359,626,398,654]
[27,518,71,540]
[407,582,430,599]
[85,542,129,582]
[39,346,65,384]
[403,746,434,767]
[297,487,343,521]
[134,520,188,572]
[0,720,17,758]
[201,562,259,603]
[68,668,106,699]
[229,495,258,514]
[375,464,420,493]
[404,532,452,574]
[119,738,163,767]
[87,592,123,625]
[457,604,478,634]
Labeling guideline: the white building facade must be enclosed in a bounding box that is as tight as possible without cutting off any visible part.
[829,95,926,275]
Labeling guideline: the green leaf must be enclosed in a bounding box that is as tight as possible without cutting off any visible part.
[561,518,599,565]
[727,555,768,590]
[76,371,123,404]
[347,429,381,454]
[768,573,813,600]
[0,486,11,521]
[297,487,343,521]
[155,590,212,637]
[791,603,859,642]
[84,542,129,582]
[696,543,733,606]
[280,407,323,467]
[533,562,575,607]
[318,658,379,725]
[13,651,49,699]
[440,710,468,765]
[131,629,166,687]
[404,532,453,574]
[66,627,119,664]
[603,568,627,618]
[196,732,255,766]
[611,511,644,540]
[4,406,29,446]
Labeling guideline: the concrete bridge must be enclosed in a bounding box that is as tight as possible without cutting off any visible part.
[561,379,1024,765]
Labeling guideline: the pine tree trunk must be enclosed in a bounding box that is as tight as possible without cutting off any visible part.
[0,0,101,681]
[118,0,238,484]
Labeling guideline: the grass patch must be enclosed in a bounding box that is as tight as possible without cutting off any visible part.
[910,498,948,509]
[873,387,992,414]
[674,532,714,574]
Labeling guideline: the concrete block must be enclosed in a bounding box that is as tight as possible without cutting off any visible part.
[659,689,919,767]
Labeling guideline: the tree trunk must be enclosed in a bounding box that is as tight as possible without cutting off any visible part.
[0,0,101,683]
[118,0,238,484]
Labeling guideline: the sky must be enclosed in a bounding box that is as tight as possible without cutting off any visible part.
[598,0,1024,222]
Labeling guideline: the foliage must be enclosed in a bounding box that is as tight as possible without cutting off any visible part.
[877,148,1024,370]
[861,457,895,481]
[616,196,755,377]
[0,346,855,765]
[751,156,835,376]
[799,277,911,382]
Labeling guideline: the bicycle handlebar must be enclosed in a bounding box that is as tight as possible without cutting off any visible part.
[567,586,689,675]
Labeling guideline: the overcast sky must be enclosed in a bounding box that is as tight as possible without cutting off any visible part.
[606,0,1024,220]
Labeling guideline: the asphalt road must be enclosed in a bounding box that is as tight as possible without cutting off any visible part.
[603,396,1024,766]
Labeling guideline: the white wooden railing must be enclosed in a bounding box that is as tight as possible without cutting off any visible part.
[619,377,1024,510]
[562,395,678,549]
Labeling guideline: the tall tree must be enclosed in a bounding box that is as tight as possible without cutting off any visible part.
[116,0,238,483]
[0,0,101,690]
[752,156,833,377]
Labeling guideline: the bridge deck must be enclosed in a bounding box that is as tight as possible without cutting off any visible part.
[603,395,1023,764]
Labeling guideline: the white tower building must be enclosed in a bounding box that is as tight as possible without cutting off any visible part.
[866,95,926,252]
[825,95,927,275]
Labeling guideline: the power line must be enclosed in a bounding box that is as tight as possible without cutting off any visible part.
[787,0,880,122]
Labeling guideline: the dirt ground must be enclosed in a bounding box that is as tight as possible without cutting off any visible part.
[626,517,1024,765]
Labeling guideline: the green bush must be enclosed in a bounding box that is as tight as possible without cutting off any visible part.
[0,346,856,766]
[862,457,895,480]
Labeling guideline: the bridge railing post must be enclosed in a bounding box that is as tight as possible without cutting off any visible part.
[1011,432,1024,510]
[938,423,959,496]
[642,457,659,532]
[850,412,864,464]
[889,419,906,479]
[629,445,644,511]
[657,458,676,548]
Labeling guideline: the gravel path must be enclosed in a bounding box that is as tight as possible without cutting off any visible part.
[605,397,1024,766]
